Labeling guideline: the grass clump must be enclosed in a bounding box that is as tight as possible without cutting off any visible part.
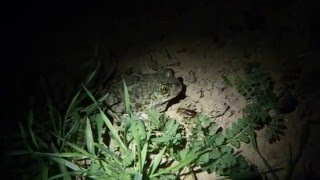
[9,84,260,179]
[9,64,287,179]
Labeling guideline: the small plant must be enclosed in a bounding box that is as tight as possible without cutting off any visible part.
[187,114,259,178]
[233,64,286,143]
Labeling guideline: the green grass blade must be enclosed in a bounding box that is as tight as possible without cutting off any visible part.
[35,152,88,158]
[26,109,39,150]
[66,142,95,159]
[50,156,81,171]
[46,95,57,133]
[151,135,175,143]
[151,150,200,178]
[57,114,63,145]
[130,118,147,172]
[170,153,198,173]
[150,146,166,176]
[82,79,127,151]
[19,122,27,141]
[141,142,148,170]
[94,114,104,144]
[99,109,127,151]
[53,158,73,180]
[86,117,95,155]
[48,172,80,180]
[27,109,33,127]
[61,119,82,152]
[63,88,83,139]
[35,134,49,149]
[38,163,49,180]
[84,60,100,85]
[82,84,98,105]
[29,126,39,150]
[94,143,121,159]
[50,131,95,159]
[123,80,131,114]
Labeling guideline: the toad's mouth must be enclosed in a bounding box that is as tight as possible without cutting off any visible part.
[156,89,183,105]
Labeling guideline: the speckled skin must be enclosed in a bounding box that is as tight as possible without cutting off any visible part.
[107,69,182,113]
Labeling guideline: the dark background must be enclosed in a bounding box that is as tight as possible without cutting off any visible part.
[2,0,320,144]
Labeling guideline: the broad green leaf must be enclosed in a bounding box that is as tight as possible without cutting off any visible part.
[198,114,212,128]
[222,152,234,164]
[215,134,225,146]
[225,128,234,139]
[245,127,255,137]
[147,109,161,128]
[238,134,250,144]
[122,149,134,167]
[210,148,222,159]
[164,119,175,133]
[232,122,241,134]
[230,139,240,149]
[208,123,220,136]
[237,118,248,127]
[131,117,146,141]
[198,152,210,164]
[221,145,233,154]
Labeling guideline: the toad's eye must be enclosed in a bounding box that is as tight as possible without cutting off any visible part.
[158,84,169,94]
